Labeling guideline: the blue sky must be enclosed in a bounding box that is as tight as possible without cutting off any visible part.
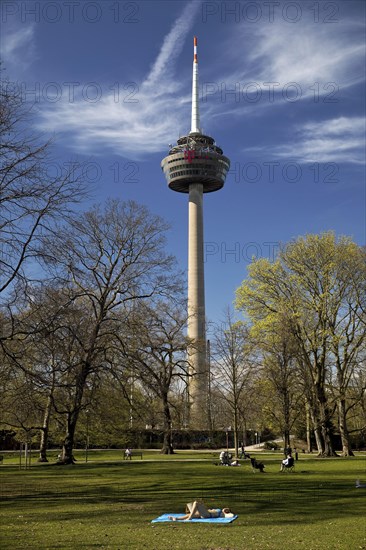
[1,0,365,327]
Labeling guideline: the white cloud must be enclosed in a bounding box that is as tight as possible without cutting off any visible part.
[37,1,200,159]
[251,29,363,89]
[35,4,365,163]
[1,23,36,73]
[229,16,365,92]
[144,2,199,90]
[302,117,365,138]
[262,117,366,164]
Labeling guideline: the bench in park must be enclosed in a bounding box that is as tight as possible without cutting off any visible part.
[124,451,143,460]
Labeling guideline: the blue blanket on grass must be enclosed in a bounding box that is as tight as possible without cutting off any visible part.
[151,513,238,523]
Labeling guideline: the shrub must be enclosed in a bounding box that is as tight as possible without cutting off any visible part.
[263,441,280,450]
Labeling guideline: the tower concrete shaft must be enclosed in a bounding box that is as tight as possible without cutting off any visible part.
[187,183,207,428]
[161,37,230,429]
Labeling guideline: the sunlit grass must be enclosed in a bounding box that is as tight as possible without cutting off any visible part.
[1,452,365,549]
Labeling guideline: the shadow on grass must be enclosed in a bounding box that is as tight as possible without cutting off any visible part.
[1,459,365,528]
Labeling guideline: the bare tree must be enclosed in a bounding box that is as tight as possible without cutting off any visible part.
[211,309,256,458]
[0,76,88,432]
[0,286,81,461]
[0,78,87,297]
[41,199,178,463]
[119,298,188,454]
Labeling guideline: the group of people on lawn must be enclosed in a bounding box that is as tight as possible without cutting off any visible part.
[219,444,296,472]
[169,447,296,521]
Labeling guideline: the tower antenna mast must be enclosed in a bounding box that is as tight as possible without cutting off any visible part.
[190,36,201,134]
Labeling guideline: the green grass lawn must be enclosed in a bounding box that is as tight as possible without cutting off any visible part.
[1,451,365,549]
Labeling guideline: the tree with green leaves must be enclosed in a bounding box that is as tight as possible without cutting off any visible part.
[236,232,366,457]
[258,322,302,450]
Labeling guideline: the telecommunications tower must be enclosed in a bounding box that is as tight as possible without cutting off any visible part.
[161,37,230,428]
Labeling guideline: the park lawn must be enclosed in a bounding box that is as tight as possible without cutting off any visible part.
[0,454,365,550]
[0,448,217,465]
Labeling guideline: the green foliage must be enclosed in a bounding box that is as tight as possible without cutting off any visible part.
[263,440,280,450]
[235,231,366,456]
[0,430,17,450]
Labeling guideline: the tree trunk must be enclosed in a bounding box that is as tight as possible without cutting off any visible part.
[318,399,338,457]
[60,365,89,464]
[161,393,174,454]
[233,407,239,458]
[281,363,291,451]
[310,406,324,455]
[283,428,290,450]
[305,399,313,453]
[338,397,354,456]
[61,411,78,464]
[242,419,248,447]
[314,426,324,454]
[38,430,49,462]
[38,394,53,462]
[314,376,338,457]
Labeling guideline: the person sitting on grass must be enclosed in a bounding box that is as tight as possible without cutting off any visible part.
[168,501,234,521]
[219,450,232,465]
[251,457,265,472]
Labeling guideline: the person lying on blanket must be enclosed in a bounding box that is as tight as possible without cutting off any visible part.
[168,501,234,521]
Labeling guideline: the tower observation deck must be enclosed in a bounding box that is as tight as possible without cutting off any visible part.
[161,37,230,429]
[161,132,230,193]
